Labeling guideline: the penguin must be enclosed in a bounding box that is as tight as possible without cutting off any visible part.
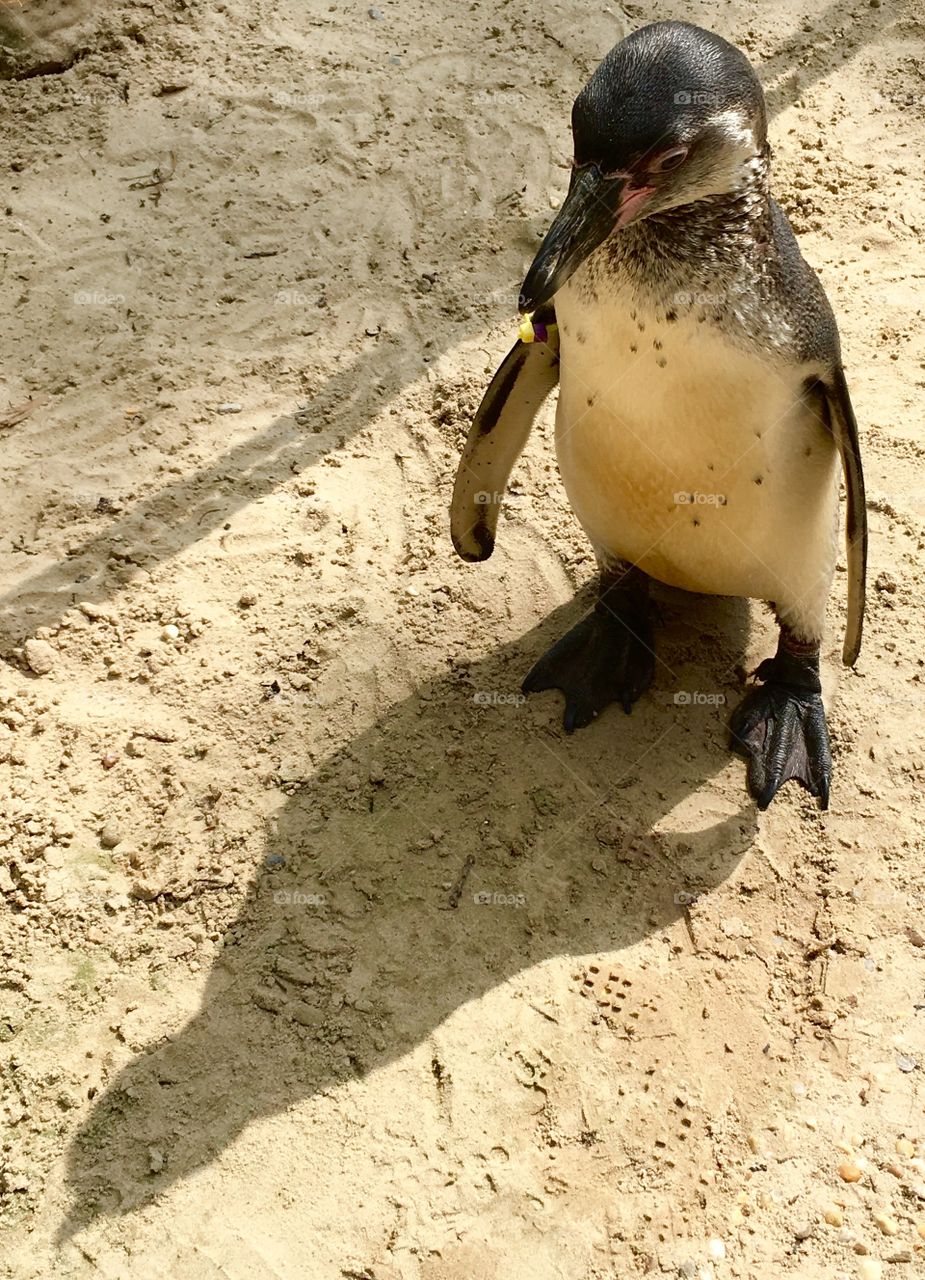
[451,21,867,810]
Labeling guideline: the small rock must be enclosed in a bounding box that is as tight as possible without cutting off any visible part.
[825,1205,845,1227]
[161,624,180,642]
[24,638,55,675]
[148,1147,165,1174]
[238,592,257,608]
[896,1054,917,1073]
[840,1161,864,1183]
[872,1209,899,1236]
[100,821,123,850]
[101,751,119,769]
[793,1221,815,1241]
[896,1138,916,1158]
[368,5,385,16]
[215,403,242,414]
[905,927,925,948]
[885,1248,912,1263]
[707,1238,725,1260]
[79,601,114,621]
[857,1261,882,1280]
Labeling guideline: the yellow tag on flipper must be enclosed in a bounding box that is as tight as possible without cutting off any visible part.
[518,314,536,343]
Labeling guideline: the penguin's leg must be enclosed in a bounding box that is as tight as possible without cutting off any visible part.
[729,625,831,811]
[522,556,656,732]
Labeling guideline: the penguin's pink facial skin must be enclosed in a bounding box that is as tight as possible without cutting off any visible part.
[613,181,655,228]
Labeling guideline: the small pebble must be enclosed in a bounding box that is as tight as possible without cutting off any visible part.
[840,1161,864,1183]
[148,1147,165,1173]
[161,624,180,641]
[896,1054,917,1073]
[24,638,56,675]
[100,821,123,849]
[885,1249,912,1263]
[707,1238,725,1260]
[101,751,118,770]
[896,1138,916,1158]
[215,403,242,414]
[238,592,257,608]
[872,1209,898,1236]
[906,927,925,948]
[368,5,385,16]
[857,1261,882,1280]
[793,1221,815,1241]
[824,1206,844,1227]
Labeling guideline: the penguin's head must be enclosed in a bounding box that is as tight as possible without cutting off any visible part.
[520,22,768,311]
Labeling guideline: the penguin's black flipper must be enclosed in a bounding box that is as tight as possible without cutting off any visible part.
[450,307,558,562]
[729,647,831,810]
[819,366,867,666]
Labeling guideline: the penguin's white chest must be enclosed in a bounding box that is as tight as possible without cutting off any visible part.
[554,283,840,636]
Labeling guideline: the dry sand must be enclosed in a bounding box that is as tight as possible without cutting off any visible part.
[0,1,924,1277]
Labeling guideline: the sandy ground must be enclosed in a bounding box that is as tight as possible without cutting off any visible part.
[0,0,924,1277]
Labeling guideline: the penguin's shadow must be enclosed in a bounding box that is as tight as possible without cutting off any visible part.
[60,590,758,1239]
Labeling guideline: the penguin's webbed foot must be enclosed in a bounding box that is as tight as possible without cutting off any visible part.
[522,606,655,732]
[729,653,831,810]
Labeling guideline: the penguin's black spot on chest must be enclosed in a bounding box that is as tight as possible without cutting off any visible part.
[586,394,596,407]
[665,309,677,323]
[653,339,662,350]
[629,342,638,353]
[637,320,646,332]
[656,357,667,368]
[576,330,588,345]
[754,475,764,485]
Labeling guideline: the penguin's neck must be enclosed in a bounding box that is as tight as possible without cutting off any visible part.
[596,148,773,301]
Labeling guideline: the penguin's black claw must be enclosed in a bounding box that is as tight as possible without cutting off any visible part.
[729,681,831,811]
[522,608,655,732]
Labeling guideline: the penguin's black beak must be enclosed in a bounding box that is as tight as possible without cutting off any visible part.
[520,166,651,312]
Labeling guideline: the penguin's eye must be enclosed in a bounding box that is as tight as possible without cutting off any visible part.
[649,146,689,174]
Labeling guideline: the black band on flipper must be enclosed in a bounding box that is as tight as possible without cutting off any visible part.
[754,646,822,696]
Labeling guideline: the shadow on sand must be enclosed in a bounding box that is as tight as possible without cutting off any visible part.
[59,589,761,1237]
